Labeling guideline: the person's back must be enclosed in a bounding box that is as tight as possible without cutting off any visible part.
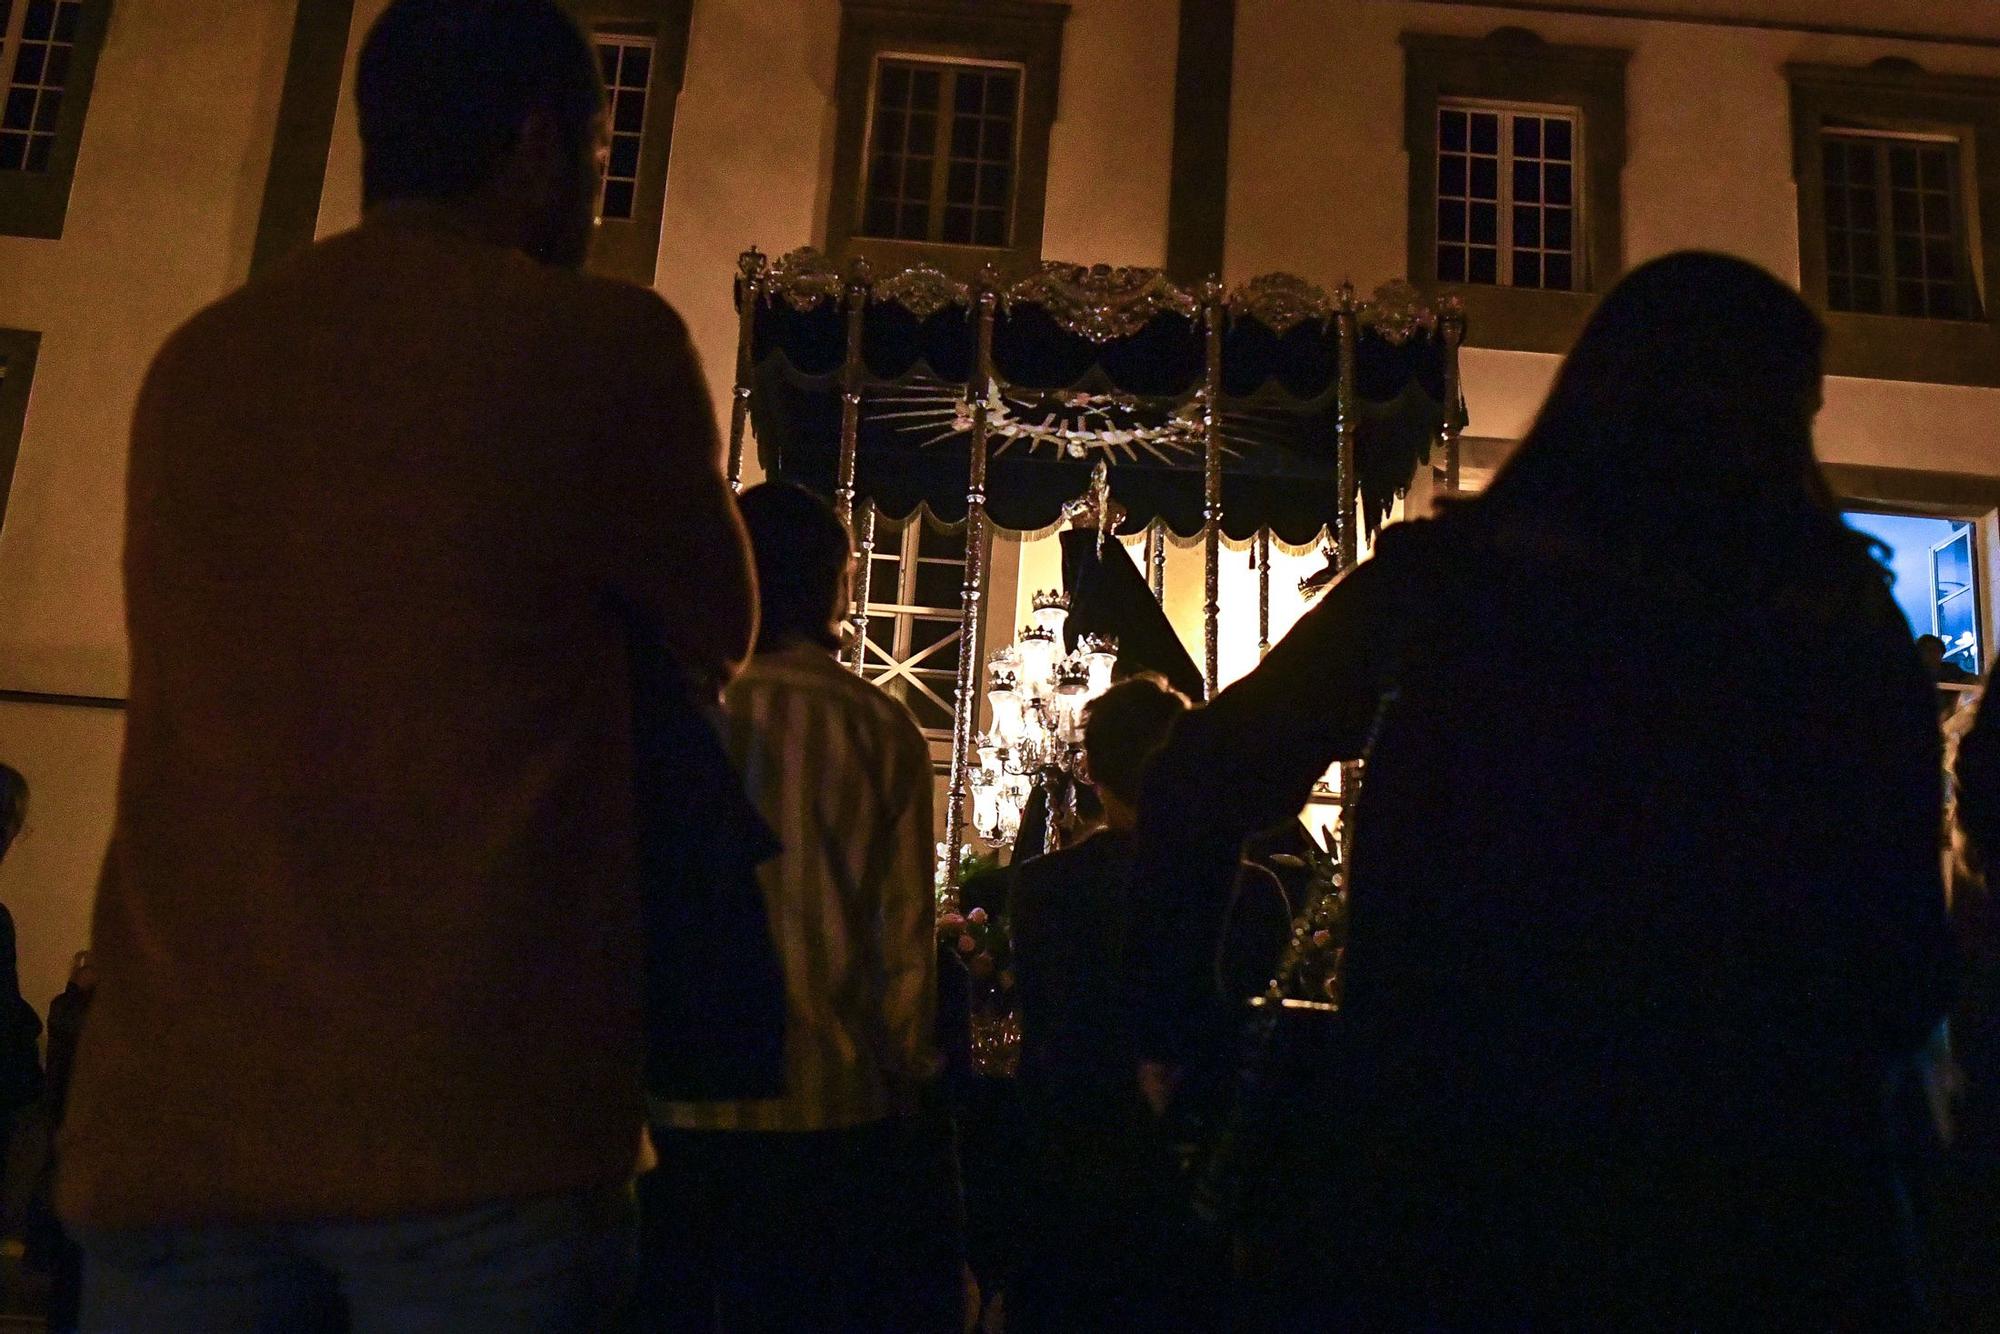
[641,484,957,1334]
[58,2,753,1325]
[1013,828,1136,1112]
[1127,253,1954,1330]
[701,643,938,1129]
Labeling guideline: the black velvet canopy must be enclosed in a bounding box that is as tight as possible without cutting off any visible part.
[743,254,1464,547]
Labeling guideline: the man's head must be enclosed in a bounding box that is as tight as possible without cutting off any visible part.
[737,483,852,654]
[357,0,606,268]
[1081,674,1188,830]
[1918,634,1948,673]
[0,764,24,864]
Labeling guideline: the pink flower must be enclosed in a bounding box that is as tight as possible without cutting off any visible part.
[957,934,977,954]
[1311,930,1331,948]
[939,912,965,931]
[967,907,989,925]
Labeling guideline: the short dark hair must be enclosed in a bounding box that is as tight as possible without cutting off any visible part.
[1082,674,1189,805]
[356,0,603,208]
[737,483,852,653]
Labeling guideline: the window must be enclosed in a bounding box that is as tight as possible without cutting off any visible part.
[0,327,40,537]
[1435,102,1579,291]
[1845,509,1982,673]
[860,57,1020,249]
[1933,525,1981,674]
[0,0,79,173]
[1790,61,2000,387]
[827,0,1067,280]
[1821,130,1977,320]
[0,0,106,238]
[596,33,653,223]
[1402,28,1628,355]
[860,509,967,737]
[572,1,693,287]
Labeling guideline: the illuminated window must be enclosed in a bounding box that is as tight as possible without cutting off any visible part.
[1821,129,1978,321]
[595,33,654,222]
[861,509,968,736]
[1846,509,1983,674]
[0,0,82,175]
[859,57,1021,249]
[1435,101,1580,291]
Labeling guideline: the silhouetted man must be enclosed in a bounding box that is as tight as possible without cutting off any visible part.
[57,2,754,1327]
[644,483,959,1334]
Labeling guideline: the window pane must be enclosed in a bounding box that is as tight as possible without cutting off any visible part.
[1437,244,1466,282]
[946,160,975,205]
[1513,160,1540,205]
[1544,253,1573,290]
[601,179,634,219]
[1468,247,1498,284]
[608,133,640,180]
[1545,117,1572,160]
[942,205,973,245]
[623,46,651,88]
[23,0,52,41]
[1440,108,1467,151]
[974,207,1007,248]
[1513,116,1540,158]
[1545,163,1572,206]
[1514,251,1542,289]
[1513,205,1540,248]
[1469,111,1498,154]
[1469,201,1497,246]
[1439,198,1466,242]
[1438,155,1466,197]
[1545,207,1572,250]
[21,133,47,172]
[1469,156,1497,200]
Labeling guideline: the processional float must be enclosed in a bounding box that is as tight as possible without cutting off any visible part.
[725,247,1465,899]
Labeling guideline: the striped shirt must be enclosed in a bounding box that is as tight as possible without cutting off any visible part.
[657,644,939,1132]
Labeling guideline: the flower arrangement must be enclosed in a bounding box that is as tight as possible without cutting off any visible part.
[936,845,1019,1075]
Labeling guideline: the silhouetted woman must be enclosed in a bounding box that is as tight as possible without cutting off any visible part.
[1127,253,1954,1330]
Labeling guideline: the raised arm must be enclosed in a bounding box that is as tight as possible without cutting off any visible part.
[1125,542,1403,1062]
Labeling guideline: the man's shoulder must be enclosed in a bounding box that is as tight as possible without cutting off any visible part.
[732,652,928,751]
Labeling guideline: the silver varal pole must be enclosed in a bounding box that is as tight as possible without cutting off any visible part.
[832,259,870,527]
[726,248,766,491]
[943,279,998,905]
[1201,280,1224,700]
[849,507,877,677]
[1334,281,1361,874]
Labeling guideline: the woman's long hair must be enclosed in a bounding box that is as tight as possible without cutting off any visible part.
[1479,251,1860,577]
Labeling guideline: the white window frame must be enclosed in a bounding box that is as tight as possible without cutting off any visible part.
[860,508,970,738]
[593,31,655,223]
[0,0,83,176]
[856,52,1028,251]
[1436,97,1586,292]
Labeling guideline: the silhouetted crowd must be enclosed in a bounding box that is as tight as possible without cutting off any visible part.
[3,1,1992,1330]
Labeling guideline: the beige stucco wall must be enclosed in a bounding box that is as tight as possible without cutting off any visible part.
[1231,0,2000,457]
[0,0,297,1016]
[3,0,2000,1005]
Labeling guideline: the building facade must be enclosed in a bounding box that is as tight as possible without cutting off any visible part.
[0,0,1995,1013]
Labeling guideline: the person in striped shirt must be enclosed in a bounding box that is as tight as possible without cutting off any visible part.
[639,482,962,1333]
